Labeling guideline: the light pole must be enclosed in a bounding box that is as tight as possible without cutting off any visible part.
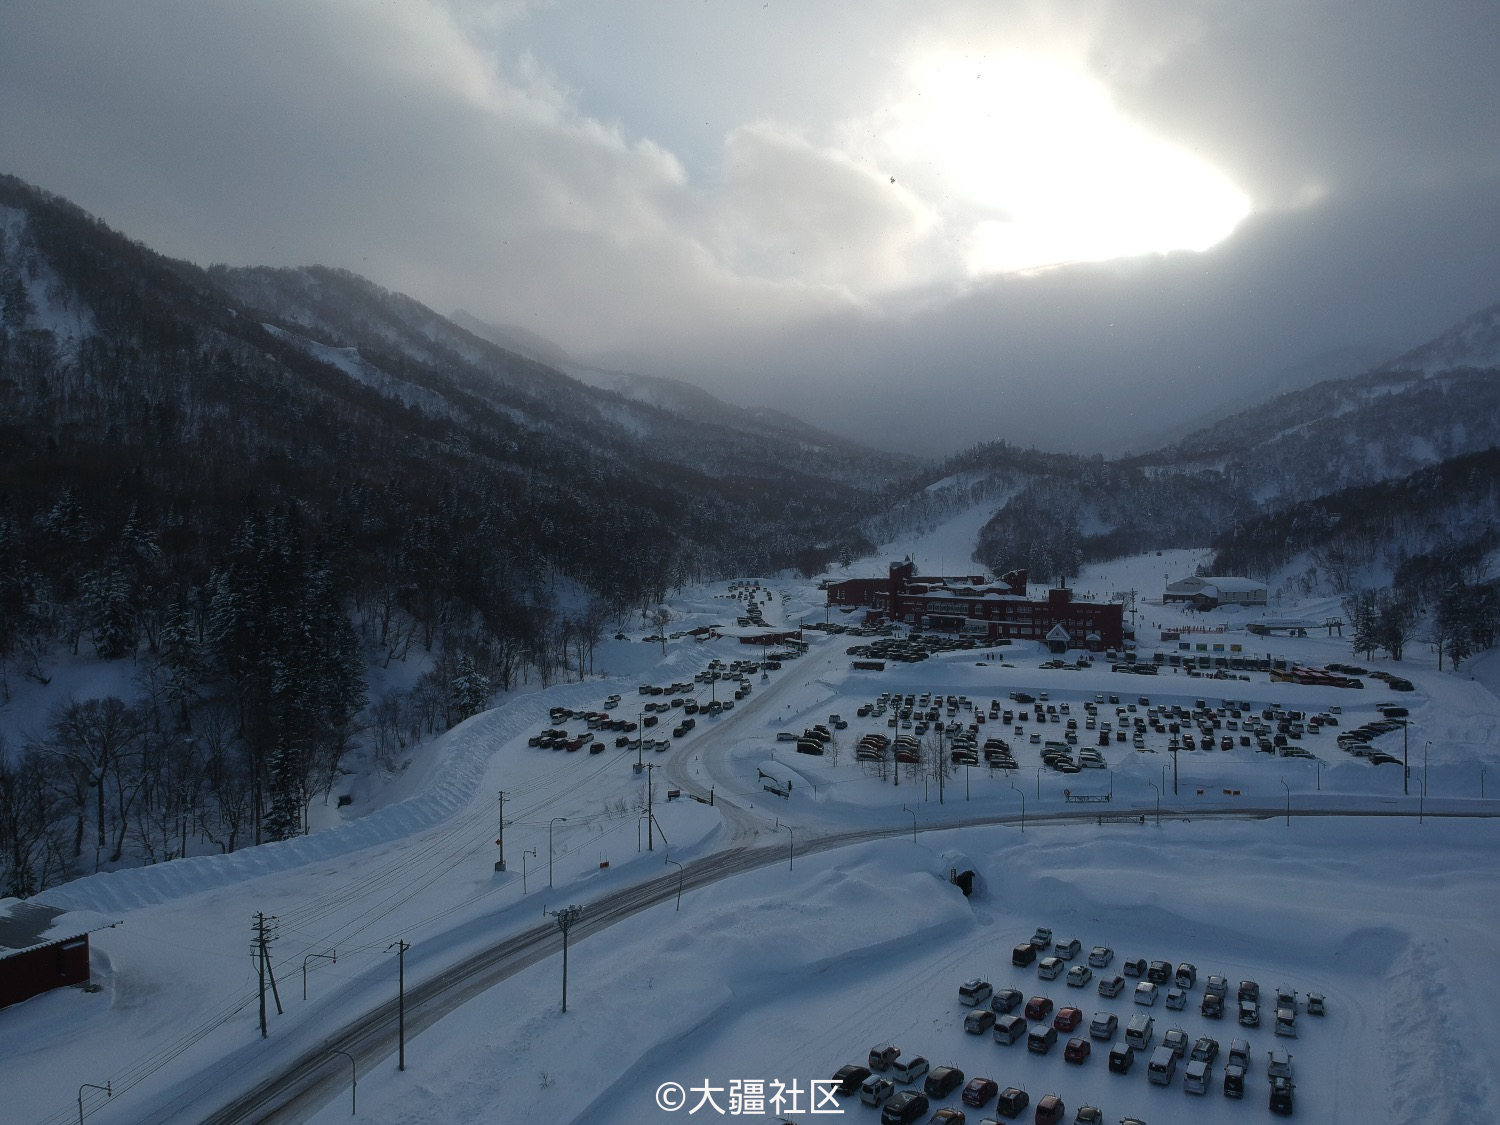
[1401,719,1409,795]
[1009,784,1025,834]
[329,1048,356,1115]
[1418,775,1426,825]
[1424,741,1430,823]
[546,905,582,1012]
[777,821,794,870]
[522,847,537,894]
[302,949,336,1000]
[549,817,567,888]
[78,1082,110,1125]
[1315,758,1322,792]
[1036,766,1042,800]
[666,855,684,909]
[387,939,408,1070]
[901,803,917,843]
[1280,778,1290,827]
[1147,779,1160,827]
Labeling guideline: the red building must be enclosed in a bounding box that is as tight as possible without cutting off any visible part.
[826,560,1125,650]
[0,900,100,1009]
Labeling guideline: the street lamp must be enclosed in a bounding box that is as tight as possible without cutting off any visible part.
[328,1048,356,1115]
[777,822,794,870]
[1280,778,1290,828]
[549,817,567,887]
[522,847,537,894]
[1009,784,1025,834]
[1036,766,1042,800]
[1401,719,1409,795]
[1147,779,1160,827]
[1418,774,1426,825]
[666,855,684,909]
[900,803,917,843]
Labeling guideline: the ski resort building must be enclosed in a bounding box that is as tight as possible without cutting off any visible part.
[1163,575,1268,608]
[0,900,102,1009]
[826,561,1126,650]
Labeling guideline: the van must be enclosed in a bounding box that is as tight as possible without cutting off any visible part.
[1147,1045,1177,1086]
[1012,942,1037,967]
[992,1014,1027,1045]
[1125,1013,1154,1050]
[1184,1058,1211,1094]
[1034,1093,1065,1124]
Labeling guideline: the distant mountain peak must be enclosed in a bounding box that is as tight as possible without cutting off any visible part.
[1380,298,1500,376]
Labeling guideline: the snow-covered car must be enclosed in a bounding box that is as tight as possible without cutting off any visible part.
[990,987,1024,1014]
[1134,981,1158,1006]
[1191,1036,1219,1063]
[1162,1027,1189,1058]
[964,1008,996,1035]
[1038,956,1065,981]
[1066,964,1092,988]
[1121,957,1147,978]
[1097,974,1125,998]
[1165,986,1187,1010]
[1087,945,1114,968]
[1030,926,1054,948]
[1053,937,1081,960]
[959,977,992,1007]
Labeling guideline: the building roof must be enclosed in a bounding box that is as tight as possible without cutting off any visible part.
[0,899,115,960]
[1170,575,1266,593]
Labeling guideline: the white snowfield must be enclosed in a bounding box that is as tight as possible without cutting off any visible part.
[3,545,1499,1125]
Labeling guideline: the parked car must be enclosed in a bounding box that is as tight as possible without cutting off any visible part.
[1037,956,1065,981]
[861,1075,896,1106]
[1088,1012,1118,1041]
[1097,974,1125,999]
[1072,1107,1102,1125]
[1269,1074,1295,1116]
[991,987,1025,1014]
[1012,943,1038,967]
[1063,1037,1091,1064]
[1087,945,1114,968]
[1027,1026,1058,1055]
[1200,992,1224,1019]
[1204,973,1228,999]
[1307,991,1326,1016]
[1052,1006,1083,1033]
[928,1108,966,1125]
[924,1066,965,1099]
[1223,1062,1246,1099]
[1066,964,1093,988]
[994,1086,1029,1119]
[892,1055,930,1084]
[1107,1043,1135,1074]
[1238,979,1260,1003]
[1121,957,1147,977]
[1162,1027,1189,1058]
[1053,937,1081,960]
[1164,987,1186,1010]
[992,1014,1027,1046]
[1034,1093,1066,1124]
[1184,1057,1212,1095]
[1147,960,1172,983]
[1191,1036,1219,1063]
[833,1064,873,1095]
[1029,927,1054,948]
[1134,981,1158,1006]
[1227,1038,1251,1072]
[1124,1013,1154,1050]
[1024,996,1054,1021]
[960,978,994,1007]
[869,1044,901,1072]
[961,1076,999,1108]
[880,1089,929,1125]
[1238,1000,1260,1027]
[964,1008,996,1035]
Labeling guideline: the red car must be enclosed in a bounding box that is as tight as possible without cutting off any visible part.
[1052,1006,1083,1033]
[1063,1037,1091,1064]
[962,1076,999,1108]
[1024,995,1054,1021]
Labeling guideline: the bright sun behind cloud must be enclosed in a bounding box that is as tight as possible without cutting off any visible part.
[875,51,1252,275]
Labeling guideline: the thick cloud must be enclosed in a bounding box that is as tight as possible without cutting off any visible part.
[2,1,1497,455]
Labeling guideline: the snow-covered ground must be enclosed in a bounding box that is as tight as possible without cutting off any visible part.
[4,541,1499,1125]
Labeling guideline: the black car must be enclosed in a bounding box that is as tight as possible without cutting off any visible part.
[1147,960,1172,983]
[990,987,1025,1014]
[832,1064,872,1096]
[1108,1043,1135,1074]
[923,1065,965,1099]
[880,1089,929,1125]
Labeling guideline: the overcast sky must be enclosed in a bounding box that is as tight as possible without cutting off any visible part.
[4,1,1499,455]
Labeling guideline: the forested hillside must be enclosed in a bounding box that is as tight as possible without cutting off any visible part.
[0,174,892,892]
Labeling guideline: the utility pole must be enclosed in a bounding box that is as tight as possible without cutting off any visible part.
[646,763,657,851]
[388,939,409,1070]
[494,790,506,871]
[546,905,583,1012]
[252,912,283,1037]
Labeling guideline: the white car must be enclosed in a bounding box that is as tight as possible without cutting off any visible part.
[1038,955,1065,981]
[859,1076,895,1106]
[1089,1012,1118,1041]
[1165,987,1187,1010]
[1054,937,1082,960]
[1135,981,1159,1006]
[1097,974,1125,998]
[1067,964,1093,988]
[1088,945,1114,968]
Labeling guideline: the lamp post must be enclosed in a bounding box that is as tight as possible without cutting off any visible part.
[78,1082,110,1125]
[329,1048,356,1115]
[1418,775,1426,825]
[1036,766,1042,800]
[1401,719,1409,795]
[1315,758,1323,792]
[549,817,567,887]
[901,803,917,843]
[1009,784,1025,834]
[1280,778,1290,827]
[522,847,537,894]
[666,855,684,909]
[1147,779,1160,827]
[777,822,794,870]
[546,905,582,1012]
